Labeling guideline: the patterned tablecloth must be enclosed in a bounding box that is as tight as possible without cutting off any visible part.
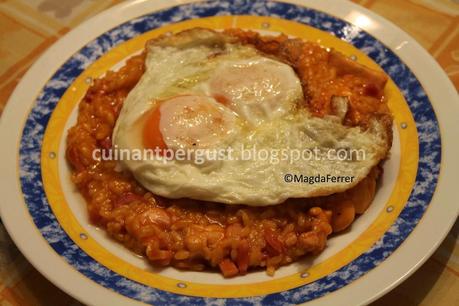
[0,0,458,305]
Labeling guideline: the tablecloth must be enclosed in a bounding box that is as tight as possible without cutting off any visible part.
[0,0,458,305]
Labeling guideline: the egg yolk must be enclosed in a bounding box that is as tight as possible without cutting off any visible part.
[143,95,235,151]
[143,104,168,151]
[210,63,282,105]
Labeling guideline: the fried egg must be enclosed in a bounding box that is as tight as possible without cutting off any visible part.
[113,28,389,206]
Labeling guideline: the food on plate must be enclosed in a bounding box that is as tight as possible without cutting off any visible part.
[66,28,392,277]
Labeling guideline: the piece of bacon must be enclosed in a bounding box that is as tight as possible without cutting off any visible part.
[328,51,388,96]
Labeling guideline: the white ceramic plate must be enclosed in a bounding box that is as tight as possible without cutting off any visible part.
[1,0,458,305]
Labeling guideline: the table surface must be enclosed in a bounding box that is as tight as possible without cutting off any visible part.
[0,0,458,305]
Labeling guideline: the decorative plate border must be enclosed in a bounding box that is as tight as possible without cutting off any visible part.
[18,0,441,305]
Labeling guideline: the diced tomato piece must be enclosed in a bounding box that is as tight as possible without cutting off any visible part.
[219,259,239,278]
